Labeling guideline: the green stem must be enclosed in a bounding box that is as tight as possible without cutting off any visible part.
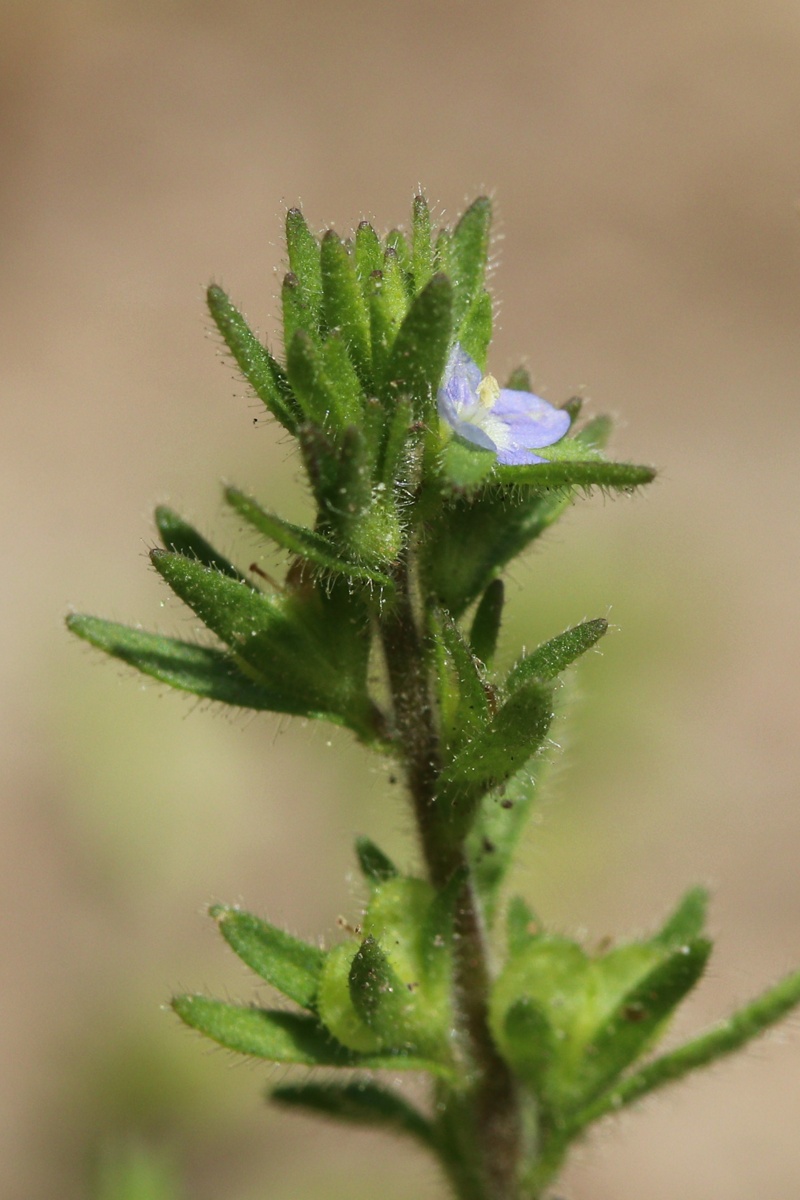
[379,552,522,1200]
[379,553,452,882]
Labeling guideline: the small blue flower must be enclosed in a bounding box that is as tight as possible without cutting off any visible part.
[437,345,571,466]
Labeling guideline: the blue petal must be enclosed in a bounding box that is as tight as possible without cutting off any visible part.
[495,443,550,466]
[494,389,571,448]
[438,345,482,423]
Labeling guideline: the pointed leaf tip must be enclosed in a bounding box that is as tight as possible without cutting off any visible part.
[505,617,609,692]
[349,936,407,1034]
[210,905,325,1011]
[206,284,300,433]
[355,837,399,885]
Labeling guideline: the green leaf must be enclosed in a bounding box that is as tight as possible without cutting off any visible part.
[420,487,570,617]
[299,424,393,564]
[282,272,316,351]
[652,886,709,949]
[574,414,613,450]
[368,252,409,380]
[286,207,322,328]
[317,942,384,1053]
[155,506,247,582]
[349,936,412,1041]
[286,329,363,434]
[501,997,557,1088]
[490,935,589,1095]
[381,273,453,421]
[149,548,282,651]
[440,438,497,491]
[336,423,376,516]
[457,290,493,371]
[421,445,654,615]
[316,879,454,1059]
[430,605,491,754]
[576,938,712,1107]
[320,231,371,382]
[561,396,583,425]
[411,194,434,292]
[174,995,450,1075]
[297,421,340,512]
[439,676,553,793]
[210,905,325,1011]
[176,993,450,1080]
[323,427,403,566]
[419,866,465,989]
[354,221,383,289]
[469,579,505,666]
[223,486,395,590]
[66,615,293,711]
[148,552,375,734]
[499,459,656,492]
[206,285,300,433]
[355,836,399,885]
[363,878,440,982]
[438,679,553,842]
[507,895,542,954]
[322,333,368,423]
[505,365,532,391]
[490,925,711,1120]
[385,228,412,286]
[450,196,492,326]
[569,964,800,1133]
[377,395,413,490]
[505,618,608,692]
[172,996,355,1066]
[433,227,452,276]
[467,761,544,927]
[271,1081,437,1149]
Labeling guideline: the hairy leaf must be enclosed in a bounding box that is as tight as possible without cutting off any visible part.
[380,273,453,421]
[320,230,371,382]
[210,905,325,1011]
[206,285,300,433]
[411,194,434,292]
[67,615,291,711]
[155,506,247,582]
[224,486,394,590]
[286,207,322,328]
[469,579,505,666]
[505,618,608,692]
[449,196,492,327]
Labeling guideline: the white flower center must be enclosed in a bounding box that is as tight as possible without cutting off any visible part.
[458,372,513,453]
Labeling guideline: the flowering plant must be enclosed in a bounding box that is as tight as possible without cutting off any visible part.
[68,196,800,1200]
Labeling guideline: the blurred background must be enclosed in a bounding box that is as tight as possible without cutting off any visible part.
[2,1,799,1197]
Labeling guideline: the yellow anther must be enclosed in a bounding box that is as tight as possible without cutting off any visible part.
[477,373,500,409]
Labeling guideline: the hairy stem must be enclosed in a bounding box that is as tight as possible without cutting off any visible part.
[379,552,522,1200]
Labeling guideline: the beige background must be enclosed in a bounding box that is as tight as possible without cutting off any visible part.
[2,1,799,1197]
